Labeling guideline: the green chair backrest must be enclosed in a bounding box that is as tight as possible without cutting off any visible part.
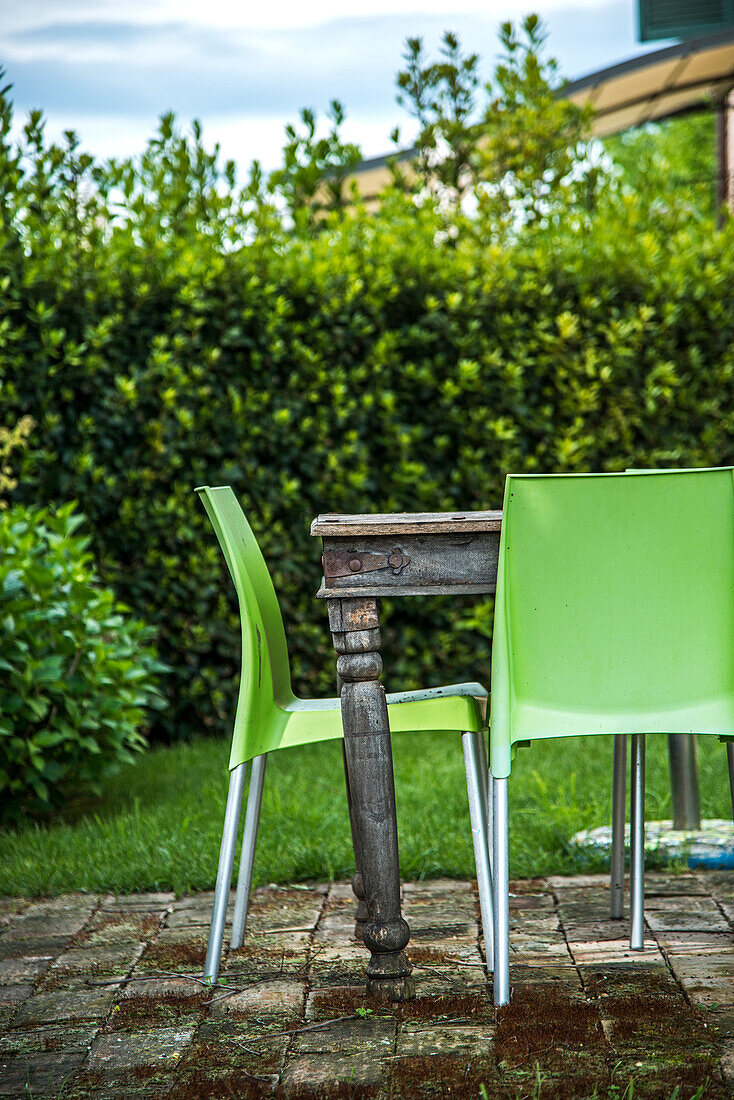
[196,486,295,765]
[490,469,734,778]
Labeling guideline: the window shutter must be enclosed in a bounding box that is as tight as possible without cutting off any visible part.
[638,0,734,41]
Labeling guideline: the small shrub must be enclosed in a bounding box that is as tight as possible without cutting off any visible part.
[0,502,164,819]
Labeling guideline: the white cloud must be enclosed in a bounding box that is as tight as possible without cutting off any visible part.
[2,0,621,36]
[1,0,656,174]
[164,0,610,29]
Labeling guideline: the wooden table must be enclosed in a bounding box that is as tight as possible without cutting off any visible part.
[311,511,502,1000]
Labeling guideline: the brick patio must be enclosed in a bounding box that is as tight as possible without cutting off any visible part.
[1,872,733,1098]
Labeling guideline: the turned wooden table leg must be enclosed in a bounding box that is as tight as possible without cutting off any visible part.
[337,664,368,938]
[342,740,368,938]
[328,596,414,1001]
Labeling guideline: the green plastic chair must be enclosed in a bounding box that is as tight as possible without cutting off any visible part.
[489,469,734,1005]
[196,486,493,984]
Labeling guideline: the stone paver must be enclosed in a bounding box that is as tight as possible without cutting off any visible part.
[0,1021,99,1055]
[11,986,122,1027]
[86,1026,195,1075]
[281,1050,385,1094]
[0,956,54,984]
[293,1014,395,1053]
[98,893,174,911]
[397,1022,493,1055]
[0,872,731,1097]
[0,1049,87,1096]
[48,942,146,979]
[209,978,306,1018]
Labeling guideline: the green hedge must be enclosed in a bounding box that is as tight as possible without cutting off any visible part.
[2,185,734,742]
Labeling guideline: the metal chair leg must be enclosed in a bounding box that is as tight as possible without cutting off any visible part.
[727,743,734,820]
[230,754,267,949]
[204,762,247,984]
[668,733,701,830]
[478,731,493,879]
[629,734,646,950]
[610,735,626,920]
[462,732,494,968]
[493,776,510,1006]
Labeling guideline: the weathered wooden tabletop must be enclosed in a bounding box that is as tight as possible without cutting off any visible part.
[311,510,502,599]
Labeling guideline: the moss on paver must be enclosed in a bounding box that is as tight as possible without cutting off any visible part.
[0,874,732,1098]
[609,1055,728,1100]
[139,938,207,972]
[496,985,607,1070]
[168,1069,281,1099]
[109,990,208,1029]
[392,1054,498,1098]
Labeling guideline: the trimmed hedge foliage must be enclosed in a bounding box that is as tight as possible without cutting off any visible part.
[0,503,163,816]
[2,178,734,742]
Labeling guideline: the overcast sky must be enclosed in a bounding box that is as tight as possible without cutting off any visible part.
[1,1,670,177]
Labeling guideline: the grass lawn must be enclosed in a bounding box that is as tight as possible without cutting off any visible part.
[0,731,731,897]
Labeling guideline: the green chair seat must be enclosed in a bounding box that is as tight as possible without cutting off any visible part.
[276,683,486,754]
